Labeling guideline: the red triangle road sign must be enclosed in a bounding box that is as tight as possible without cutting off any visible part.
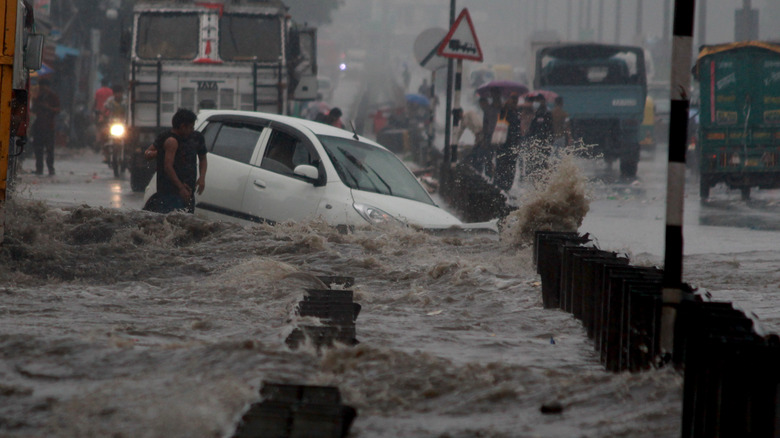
[437,8,483,62]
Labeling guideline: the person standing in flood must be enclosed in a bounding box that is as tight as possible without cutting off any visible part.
[144,109,208,213]
[31,78,60,176]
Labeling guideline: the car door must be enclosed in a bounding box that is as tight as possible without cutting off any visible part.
[195,119,266,222]
[241,126,326,224]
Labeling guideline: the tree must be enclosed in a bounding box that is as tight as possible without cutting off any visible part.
[284,0,343,25]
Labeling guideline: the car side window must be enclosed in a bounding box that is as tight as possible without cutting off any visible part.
[261,130,319,176]
[210,123,263,164]
[200,121,221,151]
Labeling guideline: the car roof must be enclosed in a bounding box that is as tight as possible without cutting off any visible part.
[196,109,386,150]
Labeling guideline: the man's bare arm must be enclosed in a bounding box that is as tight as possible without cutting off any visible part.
[196,154,207,195]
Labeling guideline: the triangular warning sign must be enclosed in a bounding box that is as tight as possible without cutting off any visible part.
[437,8,483,62]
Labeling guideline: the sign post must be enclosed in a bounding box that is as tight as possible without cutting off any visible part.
[413,28,448,165]
[437,7,483,165]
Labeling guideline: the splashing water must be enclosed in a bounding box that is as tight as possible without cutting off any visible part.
[502,145,591,246]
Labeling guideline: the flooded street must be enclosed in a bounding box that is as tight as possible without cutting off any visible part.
[2,144,779,437]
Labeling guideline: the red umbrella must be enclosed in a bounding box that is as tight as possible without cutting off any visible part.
[521,89,559,103]
[476,80,529,98]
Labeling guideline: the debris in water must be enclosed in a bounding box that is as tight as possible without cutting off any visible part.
[540,401,564,414]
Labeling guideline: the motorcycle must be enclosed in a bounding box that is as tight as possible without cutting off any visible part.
[105,119,130,178]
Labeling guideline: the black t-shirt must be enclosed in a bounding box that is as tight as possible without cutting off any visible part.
[155,130,207,196]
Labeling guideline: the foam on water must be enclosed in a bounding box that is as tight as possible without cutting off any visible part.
[0,197,687,437]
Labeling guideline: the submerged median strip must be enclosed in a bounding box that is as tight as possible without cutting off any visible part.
[232,275,360,437]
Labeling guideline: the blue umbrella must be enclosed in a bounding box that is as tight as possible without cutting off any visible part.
[33,63,54,77]
[405,93,430,107]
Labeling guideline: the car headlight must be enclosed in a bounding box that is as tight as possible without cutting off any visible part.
[353,203,403,226]
[109,123,126,138]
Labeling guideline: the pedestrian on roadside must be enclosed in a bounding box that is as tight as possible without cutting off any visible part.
[93,79,112,119]
[528,94,553,145]
[551,96,571,150]
[142,108,208,213]
[482,88,504,178]
[315,107,343,128]
[494,92,522,191]
[93,79,113,149]
[31,77,60,176]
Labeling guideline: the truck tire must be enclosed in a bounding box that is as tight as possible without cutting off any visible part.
[699,177,710,200]
[619,142,640,179]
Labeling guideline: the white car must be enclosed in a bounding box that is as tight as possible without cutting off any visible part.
[144,110,492,231]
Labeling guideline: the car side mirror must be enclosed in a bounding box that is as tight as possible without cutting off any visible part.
[293,164,321,185]
[24,34,44,71]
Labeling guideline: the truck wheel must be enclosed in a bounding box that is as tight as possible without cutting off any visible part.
[699,177,710,200]
[619,142,640,179]
[740,187,751,201]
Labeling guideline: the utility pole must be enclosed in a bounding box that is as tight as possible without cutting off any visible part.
[698,0,707,47]
[635,0,644,45]
[660,0,696,360]
[442,0,455,168]
[615,0,622,44]
[597,0,604,42]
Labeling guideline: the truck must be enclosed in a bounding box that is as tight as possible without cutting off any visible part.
[535,43,647,178]
[126,0,317,191]
[1,0,43,242]
[693,41,780,200]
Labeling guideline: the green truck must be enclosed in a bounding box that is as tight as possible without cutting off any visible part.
[694,41,780,200]
[535,44,647,178]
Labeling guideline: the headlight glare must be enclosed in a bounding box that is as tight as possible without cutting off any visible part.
[109,123,126,138]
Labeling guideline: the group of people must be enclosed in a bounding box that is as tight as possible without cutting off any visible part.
[466,89,571,191]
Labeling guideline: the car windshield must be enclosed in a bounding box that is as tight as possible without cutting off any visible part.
[318,135,434,206]
[136,13,199,60]
[219,14,282,62]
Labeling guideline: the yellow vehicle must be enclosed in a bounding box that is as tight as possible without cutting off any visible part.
[1,0,43,243]
[640,95,656,149]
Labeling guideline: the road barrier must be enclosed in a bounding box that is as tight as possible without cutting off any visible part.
[232,383,357,438]
[286,277,360,351]
[232,276,360,437]
[534,231,780,436]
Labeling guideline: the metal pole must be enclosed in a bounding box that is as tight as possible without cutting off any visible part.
[532,0,538,33]
[636,0,644,44]
[586,0,592,32]
[615,0,622,43]
[663,0,671,44]
[451,59,463,162]
[597,0,604,42]
[697,0,706,47]
[660,0,695,358]
[443,0,455,167]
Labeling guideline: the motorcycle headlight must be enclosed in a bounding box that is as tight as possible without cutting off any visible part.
[353,203,403,226]
[109,123,126,138]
